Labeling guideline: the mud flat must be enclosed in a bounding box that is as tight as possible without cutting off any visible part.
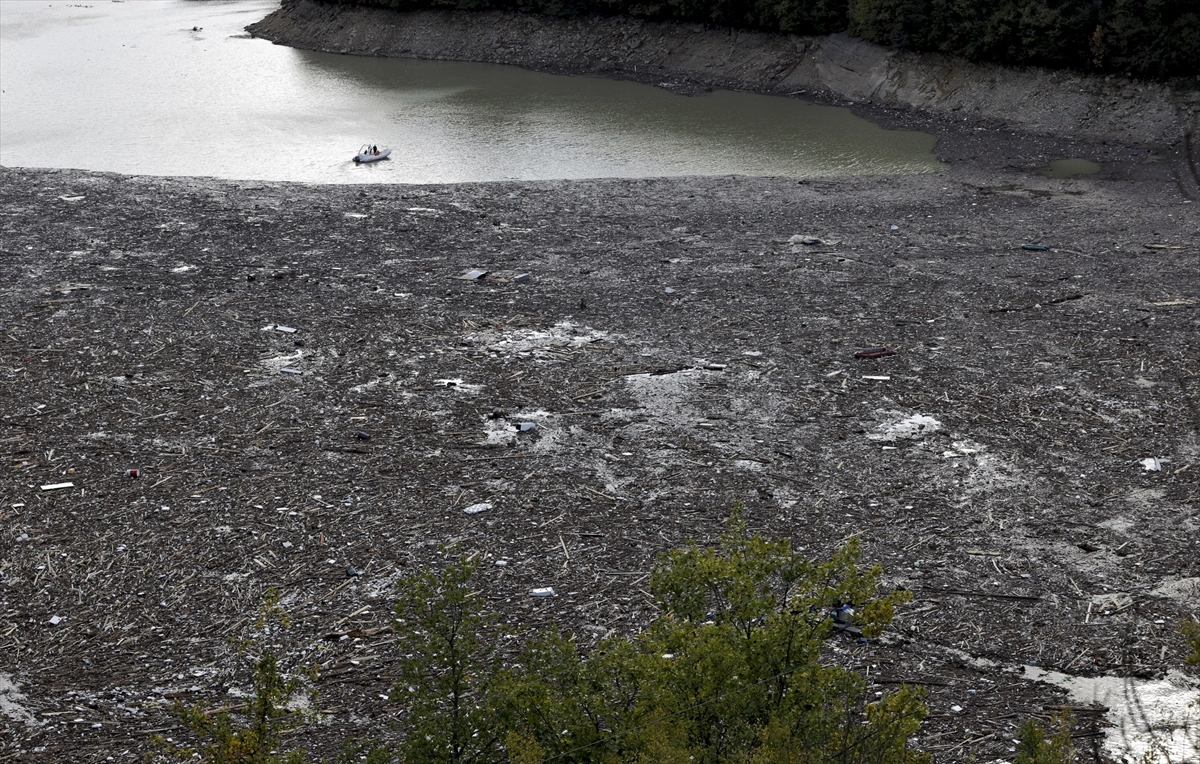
[2,147,1198,760]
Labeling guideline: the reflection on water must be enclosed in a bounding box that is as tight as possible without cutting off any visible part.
[1038,158,1101,178]
[0,0,944,183]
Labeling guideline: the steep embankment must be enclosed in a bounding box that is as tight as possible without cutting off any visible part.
[248,0,1197,148]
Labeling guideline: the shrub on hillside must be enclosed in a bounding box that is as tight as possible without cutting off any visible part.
[390,514,928,763]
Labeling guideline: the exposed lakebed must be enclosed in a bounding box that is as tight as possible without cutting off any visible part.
[2,158,1197,762]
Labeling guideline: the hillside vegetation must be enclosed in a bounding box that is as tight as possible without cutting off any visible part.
[325,0,1198,80]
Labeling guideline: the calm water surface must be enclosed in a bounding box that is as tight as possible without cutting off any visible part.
[0,0,944,183]
[1038,158,1101,178]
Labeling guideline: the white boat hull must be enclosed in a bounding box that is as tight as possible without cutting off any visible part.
[354,147,391,163]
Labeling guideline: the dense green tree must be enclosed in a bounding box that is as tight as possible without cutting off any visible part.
[392,515,927,763]
[1099,0,1200,79]
[323,0,1198,78]
[392,556,504,764]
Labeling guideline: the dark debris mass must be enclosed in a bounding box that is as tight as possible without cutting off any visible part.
[1,158,1197,761]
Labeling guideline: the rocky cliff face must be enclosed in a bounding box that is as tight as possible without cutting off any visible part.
[248,0,1196,147]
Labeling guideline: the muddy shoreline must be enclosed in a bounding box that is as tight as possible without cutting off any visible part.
[245,2,1200,199]
[2,153,1198,760]
[248,1,1200,153]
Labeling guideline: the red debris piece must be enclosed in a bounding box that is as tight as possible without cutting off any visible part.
[854,347,895,359]
[124,469,139,479]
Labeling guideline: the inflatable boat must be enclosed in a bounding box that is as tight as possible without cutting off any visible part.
[354,145,391,163]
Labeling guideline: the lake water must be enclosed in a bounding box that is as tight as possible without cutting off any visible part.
[0,0,943,184]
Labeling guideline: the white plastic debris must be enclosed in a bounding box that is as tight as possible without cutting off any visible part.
[861,375,891,381]
[40,482,74,491]
[529,587,556,597]
[274,325,297,334]
[280,367,302,375]
[950,704,963,713]
[463,502,492,515]
[49,616,62,626]
[869,413,942,442]
[1139,457,1162,472]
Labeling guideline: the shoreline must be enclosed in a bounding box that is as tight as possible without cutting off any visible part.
[245,2,1200,198]
[248,1,1198,152]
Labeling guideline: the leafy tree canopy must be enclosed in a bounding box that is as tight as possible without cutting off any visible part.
[324,0,1200,79]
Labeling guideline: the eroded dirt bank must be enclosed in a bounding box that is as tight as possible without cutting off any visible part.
[248,0,1199,152]
[1,154,1198,760]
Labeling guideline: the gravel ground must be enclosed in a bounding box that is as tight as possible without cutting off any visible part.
[1,126,1198,763]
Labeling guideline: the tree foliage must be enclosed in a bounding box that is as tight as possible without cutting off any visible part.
[392,554,504,763]
[1013,712,1077,764]
[391,515,927,763]
[1184,618,1200,667]
[322,0,1200,79]
[151,534,1200,763]
[845,0,1200,79]
[152,588,315,764]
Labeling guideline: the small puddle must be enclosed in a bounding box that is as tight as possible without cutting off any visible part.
[1038,158,1102,178]
[1024,666,1200,761]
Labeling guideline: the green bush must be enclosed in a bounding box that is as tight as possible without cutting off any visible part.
[1013,712,1076,764]
[152,588,315,764]
[152,532,1200,763]
[391,515,927,763]
[392,555,503,763]
[1184,618,1200,666]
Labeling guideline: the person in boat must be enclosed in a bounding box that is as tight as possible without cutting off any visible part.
[372,145,379,156]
